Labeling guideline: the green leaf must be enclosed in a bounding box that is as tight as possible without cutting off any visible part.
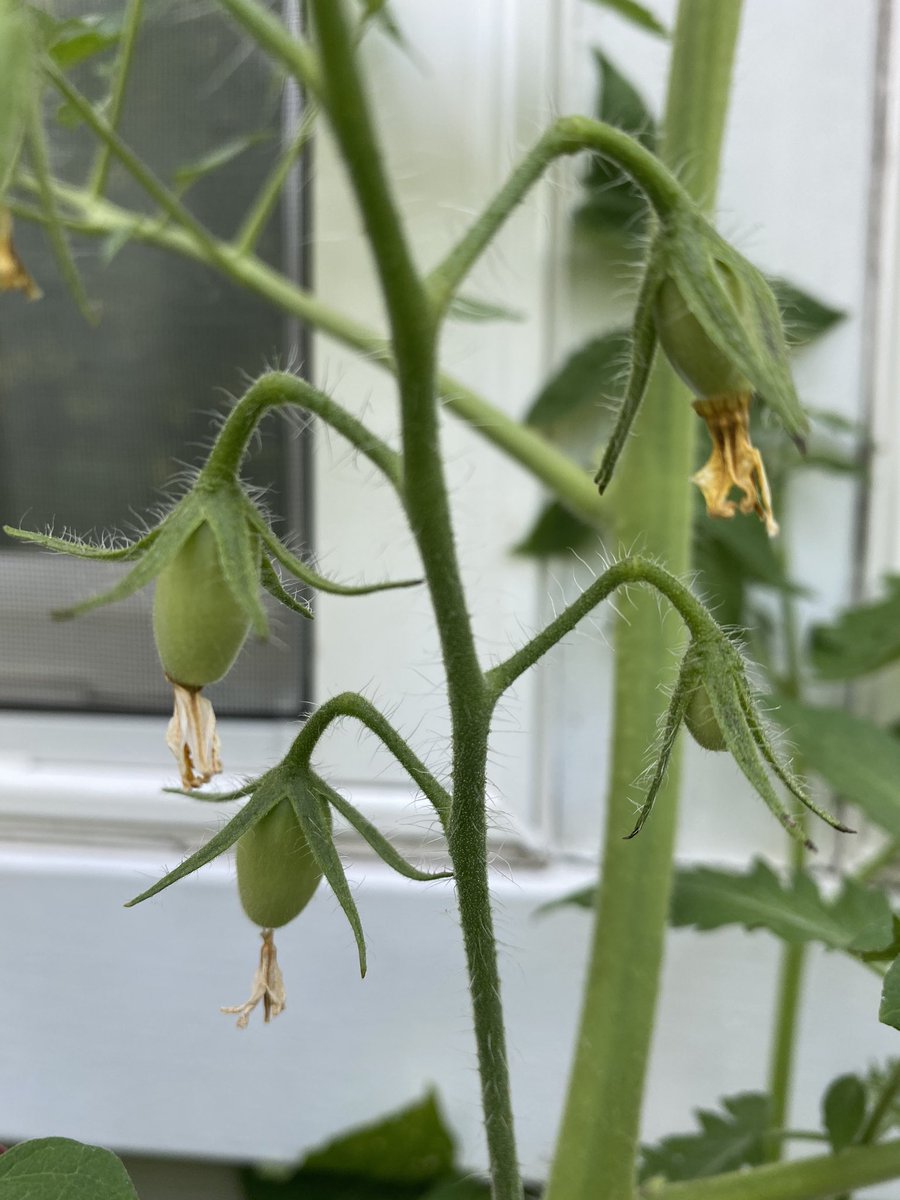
[0,1137,138,1199]
[695,515,804,596]
[313,774,453,883]
[810,577,900,680]
[512,502,596,558]
[639,1093,770,1183]
[30,11,123,69]
[525,330,629,429]
[585,0,669,37]
[290,776,367,978]
[768,277,845,347]
[670,860,893,955]
[768,697,900,841]
[173,133,271,193]
[693,521,746,628]
[446,294,524,323]
[823,1074,867,1152]
[577,53,656,233]
[881,957,900,1031]
[242,1093,456,1198]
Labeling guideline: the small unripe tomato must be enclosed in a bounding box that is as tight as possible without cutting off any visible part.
[153,522,251,688]
[236,797,323,928]
[654,267,751,397]
[684,682,726,752]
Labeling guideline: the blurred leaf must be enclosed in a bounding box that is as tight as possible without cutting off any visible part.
[861,1060,900,1138]
[0,0,35,197]
[810,577,900,680]
[881,957,900,1032]
[242,1094,457,1199]
[586,0,669,38]
[767,697,900,840]
[639,1094,770,1183]
[799,448,865,477]
[0,1138,138,1199]
[30,12,122,69]
[693,521,746,628]
[670,860,893,955]
[576,52,655,233]
[525,330,628,429]
[173,133,271,193]
[823,1074,867,1152]
[697,509,804,595]
[301,1093,454,1183]
[447,294,524,323]
[767,277,845,346]
[513,501,597,558]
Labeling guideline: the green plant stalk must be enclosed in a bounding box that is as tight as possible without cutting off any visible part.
[859,1059,900,1145]
[307,3,519,1195]
[766,493,808,1159]
[648,1137,900,1200]
[545,5,743,1198]
[87,0,143,198]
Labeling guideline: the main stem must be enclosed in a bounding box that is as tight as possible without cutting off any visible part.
[308,5,520,1196]
[545,5,743,1198]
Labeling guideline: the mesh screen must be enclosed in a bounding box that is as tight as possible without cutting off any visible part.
[0,2,311,716]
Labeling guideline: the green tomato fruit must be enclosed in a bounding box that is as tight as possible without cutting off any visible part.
[654,265,752,397]
[237,797,323,929]
[684,682,727,752]
[153,522,251,687]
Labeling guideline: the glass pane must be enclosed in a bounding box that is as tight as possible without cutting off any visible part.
[0,1,311,716]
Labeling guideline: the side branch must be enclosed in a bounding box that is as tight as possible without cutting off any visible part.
[285,692,452,828]
[426,116,689,313]
[217,0,322,96]
[486,556,712,700]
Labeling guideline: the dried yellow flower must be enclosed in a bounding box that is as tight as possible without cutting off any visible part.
[692,392,778,537]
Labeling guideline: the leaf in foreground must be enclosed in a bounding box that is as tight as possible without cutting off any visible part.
[810,576,900,680]
[0,1137,138,1200]
[822,1074,867,1152]
[639,1093,770,1182]
[670,860,893,955]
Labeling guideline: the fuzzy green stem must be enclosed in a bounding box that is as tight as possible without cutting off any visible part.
[87,0,143,198]
[234,104,316,254]
[198,371,402,491]
[285,691,452,827]
[545,5,743,1199]
[426,117,688,313]
[217,0,322,95]
[308,4,519,1195]
[647,1138,900,1200]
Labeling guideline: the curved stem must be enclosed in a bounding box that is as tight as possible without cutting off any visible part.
[199,371,403,492]
[545,6,744,1199]
[285,691,452,828]
[426,117,689,313]
[486,555,711,701]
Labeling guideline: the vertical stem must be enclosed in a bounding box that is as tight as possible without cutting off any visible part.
[545,5,743,1198]
[307,5,520,1195]
[766,496,807,1159]
[87,0,143,198]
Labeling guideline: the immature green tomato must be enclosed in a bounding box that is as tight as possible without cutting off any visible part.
[153,522,251,688]
[236,798,323,929]
[684,682,726,753]
[653,265,752,398]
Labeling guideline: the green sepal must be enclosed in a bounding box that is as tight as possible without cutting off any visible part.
[244,493,422,597]
[662,207,810,446]
[125,771,282,907]
[261,554,314,620]
[594,251,663,493]
[200,484,267,637]
[313,773,453,883]
[53,498,204,620]
[291,774,367,978]
[624,650,694,839]
[164,778,261,803]
[3,521,162,561]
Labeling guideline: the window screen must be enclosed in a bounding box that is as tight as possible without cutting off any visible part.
[0,1,311,717]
